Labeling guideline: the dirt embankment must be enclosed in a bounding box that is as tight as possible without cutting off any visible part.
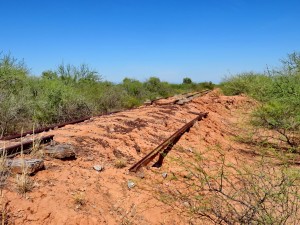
[2,90,256,225]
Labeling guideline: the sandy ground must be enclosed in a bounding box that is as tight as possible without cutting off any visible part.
[1,90,257,225]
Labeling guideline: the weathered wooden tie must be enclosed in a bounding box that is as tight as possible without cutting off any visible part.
[0,135,54,156]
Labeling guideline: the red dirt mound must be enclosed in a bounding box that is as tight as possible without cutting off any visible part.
[1,90,257,225]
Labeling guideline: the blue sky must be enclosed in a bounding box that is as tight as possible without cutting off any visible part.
[0,0,299,83]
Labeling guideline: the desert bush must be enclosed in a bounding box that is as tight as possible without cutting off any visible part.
[221,52,300,148]
[0,92,31,136]
[183,77,192,84]
[252,100,300,147]
[0,52,216,135]
[199,81,215,90]
[121,95,141,108]
[158,150,300,224]
[97,85,124,113]
[56,63,101,85]
[0,54,28,92]
[0,54,32,135]
[252,54,300,147]
[220,72,271,99]
[121,78,145,98]
[143,77,174,99]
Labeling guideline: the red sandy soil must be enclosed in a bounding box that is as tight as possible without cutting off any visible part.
[1,90,257,225]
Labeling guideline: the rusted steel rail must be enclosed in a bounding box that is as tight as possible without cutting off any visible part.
[0,135,54,157]
[152,92,199,105]
[1,90,211,141]
[189,89,211,98]
[149,91,198,105]
[1,117,92,141]
[183,90,209,99]
[174,89,211,104]
[0,110,124,141]
[129,112,208,172]
[154,89,211,105]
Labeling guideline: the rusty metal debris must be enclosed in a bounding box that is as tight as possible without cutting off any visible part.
[129,112,208,172]
[0,135,54,157]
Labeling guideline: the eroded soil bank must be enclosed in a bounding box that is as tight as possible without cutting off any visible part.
[1,90,256,225]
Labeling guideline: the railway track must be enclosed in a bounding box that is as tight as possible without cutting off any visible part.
[129,112,208,172]
[0,90,211,158]
[0,135,54,157]
[151,90,210,105]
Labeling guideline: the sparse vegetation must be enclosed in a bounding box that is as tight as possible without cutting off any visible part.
[114,158,127,168]
[0,195,10,225]
[0,149,9,225]
[15,172,34,195]
[30,134,43,157]
[154,52,300,224]
[0,52,214,137]
[15,146,34,195]
[73,192,86,208]
[0,150,8,193]
[1,50,299,224]
[221,52,300,149]
[183,77,192,84]
[158,149,300,225]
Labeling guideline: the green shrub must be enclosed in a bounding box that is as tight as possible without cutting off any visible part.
[97,86,124,113]
[221,52,300,147]
[159,150,300,224]
[220,72,271,98]
[0,54,31,135]
[183,77,192,84]
[0,52,216,136]
[121,78,145,98]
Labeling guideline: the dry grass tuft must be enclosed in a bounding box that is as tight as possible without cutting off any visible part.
[73,192,86,208]
[15,172,34,194]
[0,196,10,225]
[114,158,127,168]
[0,150,9,192]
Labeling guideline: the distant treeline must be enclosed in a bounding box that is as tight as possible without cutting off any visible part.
[0,53,214,136]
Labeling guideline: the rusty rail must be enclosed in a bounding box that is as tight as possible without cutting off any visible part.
[154,89,211,105]
[129,112,208,172]
[0,110,124,141]
[0,118,92,141]
[1,90,212,141]
[0,135,54,156]
[150,91,197,105]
